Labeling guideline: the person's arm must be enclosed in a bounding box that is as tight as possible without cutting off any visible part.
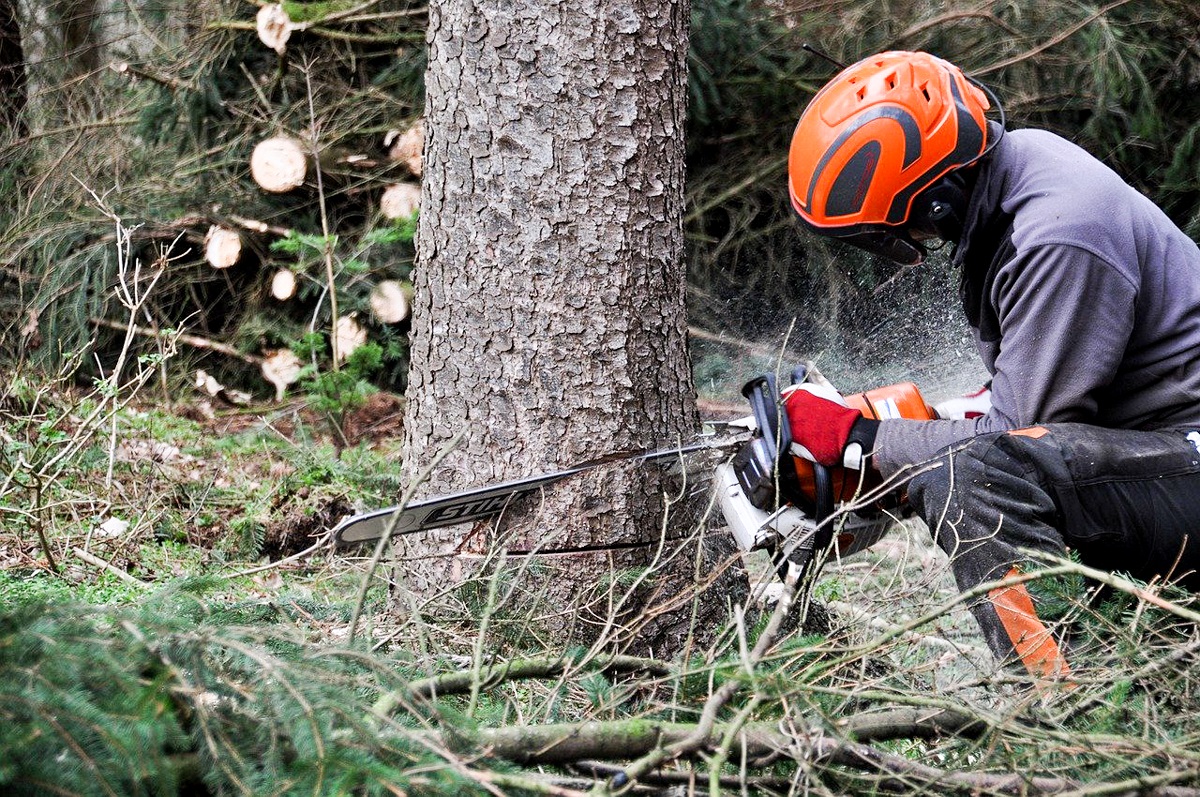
[874,243,1137,476]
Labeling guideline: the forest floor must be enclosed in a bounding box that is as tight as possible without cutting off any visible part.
[9,375,1200,795]
[0,378,1000,699]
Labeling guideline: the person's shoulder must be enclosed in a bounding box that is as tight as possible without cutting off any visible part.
[997,129,1134,258]
[1001,128,1115,184]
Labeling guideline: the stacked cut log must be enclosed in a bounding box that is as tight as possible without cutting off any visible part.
[256,4,293,55]
[204,226,243,269]
[335,314,367,363]
[185,11,427,403]
[380,183,421,221]
[381,120,423,220]
[386,121,424,177]
[261,349,302,401]
[271,269,297,301]
[250,136,308,194]
[370,280,410,324]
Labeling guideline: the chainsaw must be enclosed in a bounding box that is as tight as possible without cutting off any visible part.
[717,366,936,585]
[332,366,965,581]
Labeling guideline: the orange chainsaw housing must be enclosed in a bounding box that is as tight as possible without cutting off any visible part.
[789,381,935,504]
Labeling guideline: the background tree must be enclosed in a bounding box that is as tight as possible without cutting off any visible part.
[0,0,26,138]
[392,0,747,654]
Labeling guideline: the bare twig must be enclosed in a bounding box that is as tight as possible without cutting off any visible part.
[225,532,333,578]
[608,580,800,792]
[1023,550,1200,625]
[893,3,1021,43]
[374,653,670,716]
[347,426,469,642]
[301,61,341,371]
[687,324,809,365]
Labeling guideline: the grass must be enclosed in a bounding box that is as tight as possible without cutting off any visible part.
[0,375,405,611]
[0,568,149,608]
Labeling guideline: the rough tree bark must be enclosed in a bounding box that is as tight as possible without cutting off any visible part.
[394,0,746,654]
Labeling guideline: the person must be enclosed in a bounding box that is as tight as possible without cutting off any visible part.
[781,50,1200,679]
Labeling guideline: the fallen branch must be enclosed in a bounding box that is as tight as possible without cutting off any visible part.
[614,584,801,789]
[262,13,430,43]
[465,718,1200,796]
[72,547,150,588]
[110,61,196,92]
[391,653,671,704]
[227,214,293,238]
[838,706,987,743]
[89,318,263,366]
[570,760,792,793]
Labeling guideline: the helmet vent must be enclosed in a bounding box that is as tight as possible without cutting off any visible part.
[920,84,931,102]
[885,72,897,90]
[856,87,866,101]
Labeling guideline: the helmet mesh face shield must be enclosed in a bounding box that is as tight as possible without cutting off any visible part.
[788,51,991,265]
[815,224,928,266]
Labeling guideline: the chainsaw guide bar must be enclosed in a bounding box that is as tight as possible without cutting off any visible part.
[332,436,747,547]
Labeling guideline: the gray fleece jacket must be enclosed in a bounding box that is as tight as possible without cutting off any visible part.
[875,127,1200,476]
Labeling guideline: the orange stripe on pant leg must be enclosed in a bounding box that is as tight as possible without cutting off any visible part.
[988,567,1071,679]
[1007,426,1049,439]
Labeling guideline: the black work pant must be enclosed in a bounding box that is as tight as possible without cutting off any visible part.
[906,423,1200,674]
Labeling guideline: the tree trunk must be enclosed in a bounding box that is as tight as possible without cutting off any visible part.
[56,0,100,78]
[0,0,26,138]
[395,0,744,654]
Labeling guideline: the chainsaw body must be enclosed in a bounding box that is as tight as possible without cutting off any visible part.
[717,369,936,583]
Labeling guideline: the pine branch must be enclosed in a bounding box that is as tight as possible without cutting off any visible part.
[975,0,1136,76]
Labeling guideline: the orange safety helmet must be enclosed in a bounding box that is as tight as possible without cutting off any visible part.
[788,51,995,265]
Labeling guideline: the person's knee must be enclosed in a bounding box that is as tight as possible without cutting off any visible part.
[911,432,1068,567]
[906,435,999,520]
[909,433,1054,557]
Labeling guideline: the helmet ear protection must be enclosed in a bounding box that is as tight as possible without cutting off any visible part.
[788,51,1004,264]
[908,166,976,243]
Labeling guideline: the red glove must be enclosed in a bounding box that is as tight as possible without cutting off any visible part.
[783,386,863,467]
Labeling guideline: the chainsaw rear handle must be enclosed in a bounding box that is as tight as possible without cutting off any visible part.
[741,372,791,461]
[737,369,835,525]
